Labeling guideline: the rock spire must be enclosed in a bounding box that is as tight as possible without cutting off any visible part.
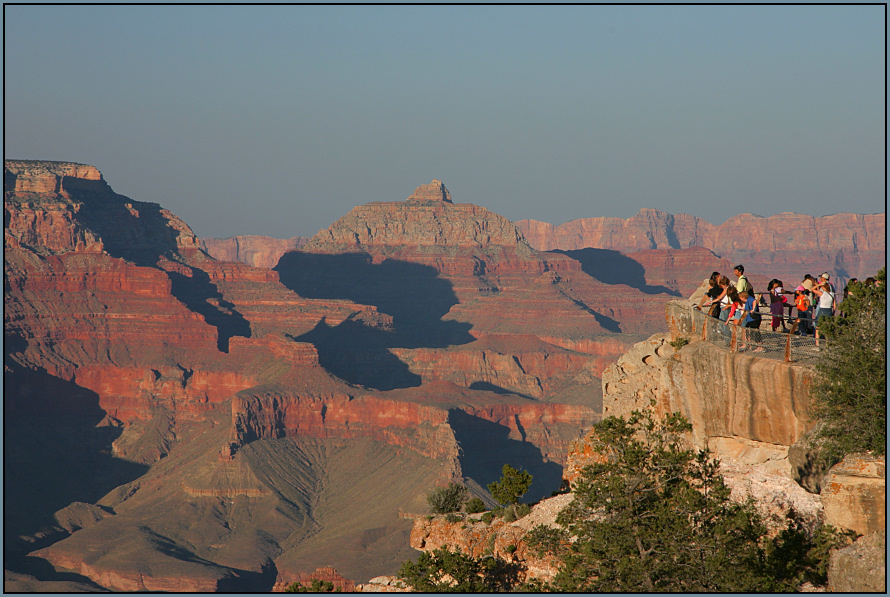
[407,179,452,203]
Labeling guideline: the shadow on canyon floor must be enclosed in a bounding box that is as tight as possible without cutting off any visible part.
[277,251,474,390]
[294,319,423,391]
[448,409,563,504]
[556,248,682,297]
[276,252,473,347]
[468,381,536,400]
[3,367,149,565]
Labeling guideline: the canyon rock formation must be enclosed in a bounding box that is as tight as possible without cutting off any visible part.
[5,166,627,591]
[517,209,885,286]
[405,288,883,591]
[200,235,308,269]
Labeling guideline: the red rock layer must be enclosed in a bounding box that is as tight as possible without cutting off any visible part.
[4,248,218,380]
[29,551,233,593]
[74,365,257,423]
[4,161,391,428]
[232,378,596,464]
[393,334,604,399]
[273,567,356,593]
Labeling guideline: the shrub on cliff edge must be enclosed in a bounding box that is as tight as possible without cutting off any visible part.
[526,408,842,592]
[398,546,523,592]
[427,482,468,514]
[465,497,486,514]
[812,268,886,460]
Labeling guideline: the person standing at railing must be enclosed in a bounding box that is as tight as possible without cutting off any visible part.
[794,286,814,336]
[717,276,734,322]
[767,279,789,332]
[698,272,725,318]
[740,290,764,351]
[812,280,837,348]
[725,289,747,348]
[733,265,754,296]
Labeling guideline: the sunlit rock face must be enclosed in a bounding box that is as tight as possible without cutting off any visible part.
[199,235,308,269]
[602,300,817,462]
[516,209,885,282]
[821,454,886,537]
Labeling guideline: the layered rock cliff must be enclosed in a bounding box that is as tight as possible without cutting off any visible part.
[4,164,605,591]
[517,209,886,283]
[405,289,884,592]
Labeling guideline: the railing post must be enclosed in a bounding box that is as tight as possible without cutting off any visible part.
[785,321,798,363]
[730,324,737,352]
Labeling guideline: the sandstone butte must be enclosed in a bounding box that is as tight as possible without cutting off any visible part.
[406,293,885,593]
[5,165,656,592]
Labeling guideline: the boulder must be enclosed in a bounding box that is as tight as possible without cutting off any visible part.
[828,530,886,592]
[821,454,886,536]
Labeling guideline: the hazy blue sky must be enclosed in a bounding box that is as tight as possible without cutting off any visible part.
[5,5,886,239]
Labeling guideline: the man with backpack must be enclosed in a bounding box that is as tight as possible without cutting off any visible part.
[734,265,754,295]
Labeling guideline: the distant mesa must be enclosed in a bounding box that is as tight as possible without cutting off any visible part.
[406,179,452,203]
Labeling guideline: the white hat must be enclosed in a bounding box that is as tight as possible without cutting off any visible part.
[821,272,830,280]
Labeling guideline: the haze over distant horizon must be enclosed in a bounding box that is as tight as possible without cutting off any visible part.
[4,5,886,239]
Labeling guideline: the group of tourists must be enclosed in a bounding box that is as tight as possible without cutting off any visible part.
[693,265,870,350]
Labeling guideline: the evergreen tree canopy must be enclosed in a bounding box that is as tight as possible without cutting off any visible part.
[398,546,523,592]
[812,268,886,459]
[527,409,839,592]
[487,464,532,506]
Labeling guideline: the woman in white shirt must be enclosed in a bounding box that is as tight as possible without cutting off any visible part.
[812,282,836,347]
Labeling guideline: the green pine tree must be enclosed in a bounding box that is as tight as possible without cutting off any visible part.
[398,546,523,592]
[812,268,886,460]
[487,464,532,506]
[527,408,841,592]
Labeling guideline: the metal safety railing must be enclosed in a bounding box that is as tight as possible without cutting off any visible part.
[689,305,822,363]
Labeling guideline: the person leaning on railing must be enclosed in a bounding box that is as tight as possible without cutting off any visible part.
[736,290,764,351]
[717,277,734,322]
[696,272,725,318]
